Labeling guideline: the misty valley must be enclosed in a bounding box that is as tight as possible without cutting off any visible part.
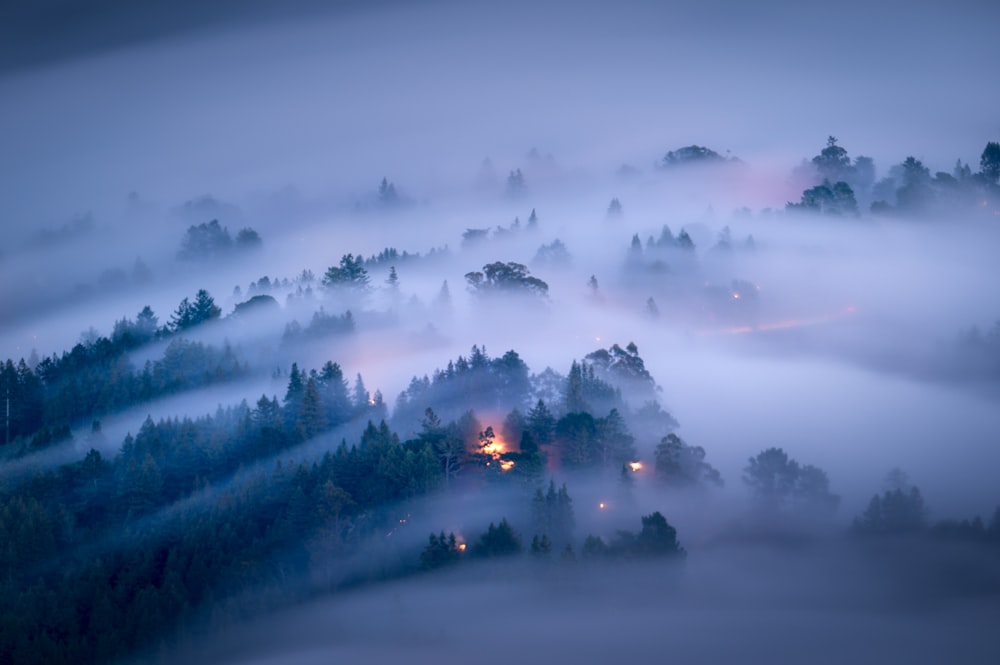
[2,132,1000,665]
[3,1,1000,661]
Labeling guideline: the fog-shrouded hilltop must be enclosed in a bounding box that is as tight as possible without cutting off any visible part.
[2,0,1000,663]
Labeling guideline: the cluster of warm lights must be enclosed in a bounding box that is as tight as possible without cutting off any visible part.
[482,440,504,456]
[480,432,516,472]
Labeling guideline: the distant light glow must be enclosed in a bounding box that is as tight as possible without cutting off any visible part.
[599,502,606,509]
[628,461,642,472]
[500,460,515,471]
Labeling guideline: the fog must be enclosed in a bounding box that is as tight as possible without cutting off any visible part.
[3,0,1000,663]
[170,553,1000,665]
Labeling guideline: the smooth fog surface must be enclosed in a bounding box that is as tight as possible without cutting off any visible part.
[3,0,1000,662]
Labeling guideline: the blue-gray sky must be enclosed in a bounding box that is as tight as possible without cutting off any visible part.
[2,0,998,226]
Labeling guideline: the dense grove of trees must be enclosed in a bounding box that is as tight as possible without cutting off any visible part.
[4,134,1000,663]
[178,220,261,261]
[787,137,1000,216]
[1,335,244,453]
[2,306,999,665]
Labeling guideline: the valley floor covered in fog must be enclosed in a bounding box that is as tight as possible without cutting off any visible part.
[2,1,1000,664]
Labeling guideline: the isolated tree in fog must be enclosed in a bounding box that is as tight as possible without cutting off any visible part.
[378,177,400,206]
[654,433,723,488]
[472,518,522,557]
[607,197,623,218]
[743,447,839,518]
[608,511,685,558]
[506,169,526,198]
[323,254,371,297]
[464,261,548,298]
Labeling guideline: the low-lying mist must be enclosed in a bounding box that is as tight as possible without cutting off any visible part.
[3,1,1000,664]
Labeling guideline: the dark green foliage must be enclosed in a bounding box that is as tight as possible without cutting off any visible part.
[0,369,450,665]
[1,359,45,443]
[530,533,553,557]
[743,447,839,519]
[232,294,278,316]
[322,254,371,295]
[464,261,548,298]
[420,531,462,570]
[282,308,355,342]
[392,347,534,430]
[653,433,723,489]
[178,221,262,261]
[235,227,262,248]
[812,136,852,183]
[110,306,159,348]
[563,359,622,415]
[472,518,522,558]
[853,487,929,534]
[178,219,232,260]
[980,141,1000,183]
[525,400,556,447]
[168,289,221,332]
[602,511,685,559]
[554,408,635,470]
[584,342,656,401]
[7,335,245,449]
[787,179,859,216]
[661,145,725,166]
[531,481,575,549]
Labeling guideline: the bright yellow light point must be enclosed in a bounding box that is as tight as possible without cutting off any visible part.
[500,460,515,471]
[458,543,467,552]
[629,461,642,472]
[599,502,606,510]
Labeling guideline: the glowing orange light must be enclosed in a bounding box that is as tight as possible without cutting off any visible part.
[629,461,642,472]
[482,441,505,456]
[500,460,515,471]
[458,543,467,552]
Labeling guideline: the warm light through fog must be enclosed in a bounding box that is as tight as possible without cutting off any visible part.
[628,462,642,472]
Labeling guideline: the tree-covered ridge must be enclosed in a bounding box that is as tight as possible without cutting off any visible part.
[1,336,999,665]
[787,137,1000,216]
[1,336,245,453]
